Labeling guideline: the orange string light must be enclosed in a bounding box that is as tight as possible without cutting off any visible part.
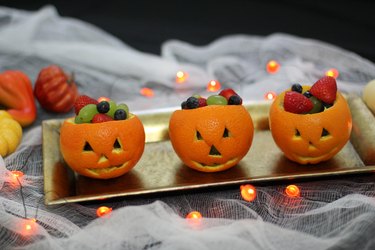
[186,211,202,228]
[11,170,24,179]
[325,68,339,79]
[240,184,257,202]
[285,184,301,197]
[175,71,188,84]
[206,80,221,92]
[9,170,24,186]
[20,218,37,236]
[140,87,155,97]
[266,60,280,74]
[96,206,112,217]
[264,91,277,100]
[97,96,110,102]
[186,211,202,220]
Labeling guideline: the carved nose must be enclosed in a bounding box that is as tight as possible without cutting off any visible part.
[209,145,221,156]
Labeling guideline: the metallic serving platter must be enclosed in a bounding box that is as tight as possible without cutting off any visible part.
[43,95,375,205]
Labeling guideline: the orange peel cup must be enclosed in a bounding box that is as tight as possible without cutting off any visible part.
[59,114,145,179]
[169,105,254,172]
[269,86,352,165]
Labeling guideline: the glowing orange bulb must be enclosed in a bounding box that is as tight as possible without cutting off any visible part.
[285,185,300,197]
[206,80,221,92]
[266,60,280,74]
[96,206,112,217]
[176,71,188,84]
[240,184,257,202]
[21,218,37,236]
[97,96,110,102]
[264,91,277,100]
[11,170,24,178]
[325,68,339,79]
[9,170,24,185]
[140,87,155,97]
[186,211,202,220]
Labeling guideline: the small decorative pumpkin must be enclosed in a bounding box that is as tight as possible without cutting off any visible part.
[169,105,254,172]
[34,65,79,113]
[0,110,23,157]
[269,86,352,164]
[59,114,145,179]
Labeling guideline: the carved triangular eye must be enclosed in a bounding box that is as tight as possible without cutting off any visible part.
[321,128,330,137]
[209,145,221,156]
[83,142,93,151]
[196,131,203,140]
[223,127,230,138]
[295,129,301,137]
[113,138,122,149]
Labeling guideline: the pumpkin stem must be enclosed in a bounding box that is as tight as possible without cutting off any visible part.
[67,72,75,85]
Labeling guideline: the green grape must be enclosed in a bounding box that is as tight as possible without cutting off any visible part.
[117,103,129,116]
[207,95,228,105]
[308,96,323,114]
[75,104,98,123]
[106,100,117,118]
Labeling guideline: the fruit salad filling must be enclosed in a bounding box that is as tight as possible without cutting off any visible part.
[181,88,243,109]
[283,76,337,114]
[73,95,129,123]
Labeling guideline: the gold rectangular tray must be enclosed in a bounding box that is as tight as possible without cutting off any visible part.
[43,95,375,205]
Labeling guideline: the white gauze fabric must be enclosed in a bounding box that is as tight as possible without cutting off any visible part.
[0,5,375,250]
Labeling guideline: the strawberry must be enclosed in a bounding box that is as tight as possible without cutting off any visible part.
[198,97,207,107]
[310,76,337,104]
[91,113,113,123]
[74,95,98,115]
[284,91,313,114]
[219,88,238,101]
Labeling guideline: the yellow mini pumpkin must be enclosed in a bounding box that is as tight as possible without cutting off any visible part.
[0,110,23,157]
[269,86,352,164]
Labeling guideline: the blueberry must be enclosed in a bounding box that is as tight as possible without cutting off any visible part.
[114,109,127,120]
[303,91,312,98]
[97,101,110,113]
[291,83,303,93]
[186,96,199,109]
[181,101,188,109]
[228,95,242,105]
[322,102,333,109]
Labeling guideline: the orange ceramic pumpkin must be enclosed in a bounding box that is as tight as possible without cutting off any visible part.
[169,105,254,172]
[60,114,145,179]
[269,86,352,164]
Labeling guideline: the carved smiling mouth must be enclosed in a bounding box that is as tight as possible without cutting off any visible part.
[292,146,339,164]
[192,158,238,169]
[86,161,129,175]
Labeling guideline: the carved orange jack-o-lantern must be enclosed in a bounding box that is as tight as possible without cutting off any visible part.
[59,114,145,179]
[169,105,254,172]
[269,86,352,165]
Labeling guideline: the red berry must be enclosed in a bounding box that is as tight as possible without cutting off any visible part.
[219,88,238,101]
[74,95,98,115]
[284,91,313,114]
[91,113,113,123]
[198,97,207,107]
[310,76,337,104]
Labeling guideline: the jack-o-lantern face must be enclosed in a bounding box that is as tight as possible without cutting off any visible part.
[269,86,352,164]
[169,105,254,172]
[59,114,145,179]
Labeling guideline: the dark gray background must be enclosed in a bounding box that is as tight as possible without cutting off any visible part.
[2,0,374,63]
